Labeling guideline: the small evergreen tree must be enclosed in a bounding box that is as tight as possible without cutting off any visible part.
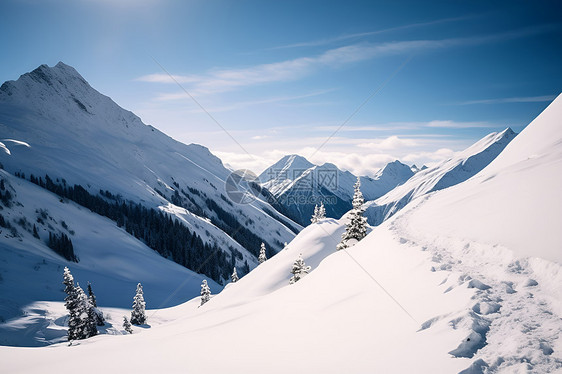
[231,267,239,283]
[32,224,40,239]
[123,316,133,334]
[62,268,97,341]
[63,267,81,341]
[130,283,147,325]
[200,279,211,306]
[87,282,105,326]
[289,254,312,284]
[337,177,368,250]
[81,285,98,339]
[87,282,97,307]
[258,242,267,264]
[310,204,319,224]
[317,202,326,220]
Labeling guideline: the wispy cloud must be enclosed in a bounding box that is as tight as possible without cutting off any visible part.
[426,120,493,128]
[154,90,335,115]
[316,120,496,131]
[455,95,557,105]
[357,136,418,150]
[138,24,557,95]
[268,15,478,50]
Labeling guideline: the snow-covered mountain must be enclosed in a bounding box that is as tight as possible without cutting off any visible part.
[0,170,221,346]
[0,62,303,331]
[363,127,517,226]
[1,94,559,373]
[260,155,414,225]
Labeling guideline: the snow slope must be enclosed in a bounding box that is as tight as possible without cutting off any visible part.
[0,81,559,372]
[0,170,220,346]
[261,155,414,225]
[364,128,517,226]
[0,63,301,275]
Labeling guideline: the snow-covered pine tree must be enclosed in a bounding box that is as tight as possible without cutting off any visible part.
[289,254,312,284]
[123,316,133,334]
[231,267,239,283]
[87,282,105,326]
[200,279,211,306]
[130,283,147,325]
[87,282,97,307]
[310,204,319,224]
[80,284,98,339]
[317,202,326,220]
[258,242,267,264]
[63,267,82,341]
[337,177,368,250]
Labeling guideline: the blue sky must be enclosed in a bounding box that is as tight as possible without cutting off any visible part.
[1,0,560,175]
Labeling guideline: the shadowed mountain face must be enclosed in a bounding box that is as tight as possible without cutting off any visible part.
[260,155,414,225]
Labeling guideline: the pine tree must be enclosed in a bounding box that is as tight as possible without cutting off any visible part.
[337,177,368,250]
[62,268,97,341]
[200,279,211,306]
[87,282,97,307]
[317,202,326,220]
[231,267,239,283]
[258,242,267,264]
[87,282,105,326]
[310,204,319,224]
[63,267,81,341]
[80,284,98,339]
[289,254,312,284]
[123,316,133,334]
[130,283,147,325]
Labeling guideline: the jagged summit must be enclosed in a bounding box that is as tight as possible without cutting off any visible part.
[373,160,413,181]
[259,155,415,225]
[259,154,315,184]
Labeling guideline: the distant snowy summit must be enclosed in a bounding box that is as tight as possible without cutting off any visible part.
[363,127,518,226]
[259,154,415,225]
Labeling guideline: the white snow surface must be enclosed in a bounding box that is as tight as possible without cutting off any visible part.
[364,127,517,226]
[0,79,560,372]
[0,170,220,346]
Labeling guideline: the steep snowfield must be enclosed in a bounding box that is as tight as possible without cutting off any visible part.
[364,128,517,226]
[0,63,300,268]
[261,154,414,225]
[0,219,478,373]
[0,72,559,372]
[2,95,559,373]
[0,170,220,346]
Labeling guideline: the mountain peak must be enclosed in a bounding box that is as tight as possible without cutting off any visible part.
[259,154,314,183]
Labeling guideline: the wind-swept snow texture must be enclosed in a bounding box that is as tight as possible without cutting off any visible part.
[364,127,517,226]
[261,154,413,225]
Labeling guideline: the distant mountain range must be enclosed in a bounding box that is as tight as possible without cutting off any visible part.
[259,155,415,225]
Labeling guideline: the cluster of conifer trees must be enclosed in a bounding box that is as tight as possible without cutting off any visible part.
[18,172,249,284]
